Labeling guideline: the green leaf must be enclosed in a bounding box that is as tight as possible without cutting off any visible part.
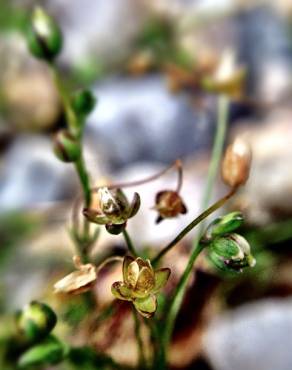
[18,335,66,368]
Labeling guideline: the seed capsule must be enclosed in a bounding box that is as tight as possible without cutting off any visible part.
[221,138,251,188]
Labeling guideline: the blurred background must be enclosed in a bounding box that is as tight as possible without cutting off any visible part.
[1,0,292,369]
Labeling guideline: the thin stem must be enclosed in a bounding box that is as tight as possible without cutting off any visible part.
[91,160,182,192]
[152,188,234,266]
[122,229,139,257]
[133,307,146,369]
[96,256,123,276]
[75,157,91,208]
[157,95,230,368]
[201,95,229,210]
[50,64,92,260]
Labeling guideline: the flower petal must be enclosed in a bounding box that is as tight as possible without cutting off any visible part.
[128,192,141,218]
[111,282,132,301]
[83,208,109,225]
[125,261,139,288]
[133,295,157,318]
[135,267,155,295]
[153,268,171,293]
[123,255,135,282]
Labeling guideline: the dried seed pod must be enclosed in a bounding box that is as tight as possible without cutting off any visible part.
[154,190,187,223]
[221,138,251,188]
[54,256,97,294]
[53,130,81,163]
[83,188,141,231]
[26,7,63,61]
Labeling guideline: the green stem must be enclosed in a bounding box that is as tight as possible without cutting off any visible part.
[157,95,230,368]
[50,64,92,259]
[123,229,139,257]
[133,308,146,369]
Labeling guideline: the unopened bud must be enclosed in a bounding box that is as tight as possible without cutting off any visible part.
[16,301,57,343]
[71,89,96,117]
[18,335,66,368]
[221,138,251,188]
[27,7,63,61]
[53,130,81,163]
[209,233,256,272]
[204,212,244,240]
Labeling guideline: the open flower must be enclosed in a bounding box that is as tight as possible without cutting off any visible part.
[111,256,171,318]
[54,256,97,294]
[154,190,187,223]
[83,187,140,234]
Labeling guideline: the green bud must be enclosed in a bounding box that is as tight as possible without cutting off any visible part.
[71,89,96,117]
[16,301,57,343]
[53,130,81,163]
[206,212,244,239]
[105,222,126,235]
[27,7,62,61]
[209,233,256,272]
[18,335,66,368]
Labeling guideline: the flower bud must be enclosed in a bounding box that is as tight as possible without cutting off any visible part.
[71,89,96,117]
[209,233,256,272]
[26,7,63,61]
[18,335,66,368]
[221,138,251,188]
[16,301,57,343]
[204,212,244,240]
[53,130,81,163]
[154,190,187,223]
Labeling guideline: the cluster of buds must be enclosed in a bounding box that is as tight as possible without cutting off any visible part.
[154,190,187,223]
[111,256,170,317]
[83,187,141,234]
[202,212,256,272]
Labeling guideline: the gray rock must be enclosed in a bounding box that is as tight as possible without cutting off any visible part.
[204,298,292,370]
[0,135,78,211]
[86,75,213,170]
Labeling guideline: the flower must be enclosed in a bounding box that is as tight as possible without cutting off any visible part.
[83,187,141,234]
[54,256,97,294]
[111,256,171,318]
[154,190,187,223]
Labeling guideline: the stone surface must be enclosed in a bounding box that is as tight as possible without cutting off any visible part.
[203,298,292,370]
